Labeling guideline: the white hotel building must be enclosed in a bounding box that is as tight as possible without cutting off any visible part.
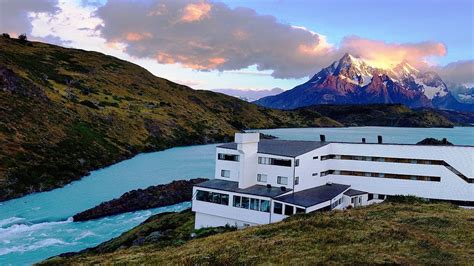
[192,133,473,229]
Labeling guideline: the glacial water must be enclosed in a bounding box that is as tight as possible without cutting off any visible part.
[0,127,472,265]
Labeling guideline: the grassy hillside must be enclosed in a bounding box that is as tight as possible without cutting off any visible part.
[42,200,474,265]
[0,37,341,201]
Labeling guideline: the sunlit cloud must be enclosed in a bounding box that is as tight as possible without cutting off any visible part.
[340,36,447,69]
[180,1,212,22]
[95,0,331,79]
[1,0,469,86]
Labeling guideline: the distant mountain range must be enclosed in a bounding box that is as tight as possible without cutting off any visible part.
[255,53,474,112]
[211,88,284,102]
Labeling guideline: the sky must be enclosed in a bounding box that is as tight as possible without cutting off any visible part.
[0,0,473,90]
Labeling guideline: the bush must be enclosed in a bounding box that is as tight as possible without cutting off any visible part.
[18,33,28,43]
[385,195,429,204]
[2,33,10,38]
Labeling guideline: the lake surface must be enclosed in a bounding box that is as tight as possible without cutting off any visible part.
[1,127,472,265]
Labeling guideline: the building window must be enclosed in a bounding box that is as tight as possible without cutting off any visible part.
[218,153,239,161]
[260,200,270,213]
[233,195,241,207]
[274,202,283,214]
[313,156,319,160]
[221,170,230,178]
[233,196,270,213]
[319,169,440,182]
[250,198,260,211]
[284,205,294,216]
[295,159,299,167]
[312,173,318,176]
[257,174,267,183]
[277,176,288,185]
[242,197,250,209]
[331,197,342,209]
[196,190,229,205]
[294,176,299,185]
[368,194,374,201]
[258,157,291,167]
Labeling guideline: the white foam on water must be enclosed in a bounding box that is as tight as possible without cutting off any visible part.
[0,217,26,228]
[0,238,74,256]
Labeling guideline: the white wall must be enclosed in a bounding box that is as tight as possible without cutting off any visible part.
[215,147,241,182]
[293,145,332,192]
[195,212,257,228]
[192,187,272,228]
[255,154,295,189]
[324,143,474,202]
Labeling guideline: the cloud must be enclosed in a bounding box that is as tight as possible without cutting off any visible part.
[180,1,212,22]
[0,0,59,35]
[340,36,447,69]
[96,0,333,79]
[435,60,474,85]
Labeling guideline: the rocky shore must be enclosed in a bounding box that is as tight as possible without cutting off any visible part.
[73,178,208,221]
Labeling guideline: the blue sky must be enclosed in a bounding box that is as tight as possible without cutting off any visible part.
[1,0,473,90]
[222,0,473,65]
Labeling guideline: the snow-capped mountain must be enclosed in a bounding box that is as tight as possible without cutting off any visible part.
[211,88,284,102]
[255,53,473,112]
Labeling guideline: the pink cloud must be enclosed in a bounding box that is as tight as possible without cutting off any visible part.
[340,36,447,69]
[180,2,211,22]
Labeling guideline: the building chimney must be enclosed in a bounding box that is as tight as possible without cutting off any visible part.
[377,135,383,144]
[235,133,260,189]
[320,134,326,142]
[362,138,366,143]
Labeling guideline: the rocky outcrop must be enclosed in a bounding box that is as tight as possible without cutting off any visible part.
[73,178,208,221]
[416,138,453,146]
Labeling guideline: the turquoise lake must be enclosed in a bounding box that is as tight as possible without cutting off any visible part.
[1,127,472,265]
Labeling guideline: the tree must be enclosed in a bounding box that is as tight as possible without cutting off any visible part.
[2,33,10,39]
[18,33,28,43]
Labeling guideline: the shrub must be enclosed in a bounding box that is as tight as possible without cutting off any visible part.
[2,33,10,38]
[18,33,28,43]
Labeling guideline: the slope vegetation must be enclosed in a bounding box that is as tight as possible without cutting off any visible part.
[42,200,474,265]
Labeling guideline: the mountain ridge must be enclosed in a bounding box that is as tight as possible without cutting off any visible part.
[255,53,473,112]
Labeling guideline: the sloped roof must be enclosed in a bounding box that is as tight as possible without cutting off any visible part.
[195,179,291,198]
[275,183,350,207]
[217,139,329,157]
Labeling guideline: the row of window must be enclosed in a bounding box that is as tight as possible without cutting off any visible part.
[258,157,292,167]
[273,202,305,216]
[320,170,440,182]
[233,196,270,212]
[196,190,229,205]
[218,153,240,162]
[321,154,442,165]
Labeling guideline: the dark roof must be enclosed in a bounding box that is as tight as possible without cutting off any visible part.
[195,179,291,198]
[217,139,329,157]
[275,183,350,208]
[344,189,368,197]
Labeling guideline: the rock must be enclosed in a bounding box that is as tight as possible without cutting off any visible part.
[72,178,208,221]
[416,138,453,145]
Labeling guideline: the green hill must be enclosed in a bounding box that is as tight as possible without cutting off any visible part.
[42,200,474,265]
[0,36,455,201]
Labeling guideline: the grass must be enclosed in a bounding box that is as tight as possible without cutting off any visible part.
[41,201,474,265]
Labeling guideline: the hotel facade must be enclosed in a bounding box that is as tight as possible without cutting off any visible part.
[192,133,473,229]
